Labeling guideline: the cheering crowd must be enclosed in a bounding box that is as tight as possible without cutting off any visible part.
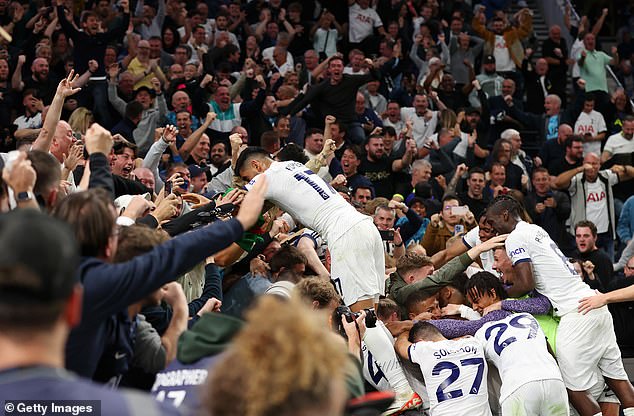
[2,0,634,415]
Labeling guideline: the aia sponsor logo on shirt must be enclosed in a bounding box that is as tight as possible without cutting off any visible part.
[576,125,596,135]
[586,191,606,202]
[356,14,373,24]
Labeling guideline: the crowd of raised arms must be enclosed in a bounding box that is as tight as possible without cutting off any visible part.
[2,0,634,415]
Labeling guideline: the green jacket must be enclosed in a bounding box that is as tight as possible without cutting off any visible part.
[177,313,365,399]
[387,252,474,306]
[177,312,244,364]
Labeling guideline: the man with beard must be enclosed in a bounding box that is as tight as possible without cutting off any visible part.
[472,8,533,84]
[461,107,491,160]
[486,196,634,416]
[548,135,584,177]
[475,54,504,101]
[205,77,267,142]
[555,153,634,260]
[13,57,57,103]
[209,140,231,177]
[360,134,415,198]
[525,167,573,254]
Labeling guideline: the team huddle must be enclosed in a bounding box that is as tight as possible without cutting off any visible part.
[235,150,634,416]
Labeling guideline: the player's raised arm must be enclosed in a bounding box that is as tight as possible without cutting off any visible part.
[466,234,508,260]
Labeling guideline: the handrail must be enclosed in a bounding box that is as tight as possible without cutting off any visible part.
[563,0,580,23]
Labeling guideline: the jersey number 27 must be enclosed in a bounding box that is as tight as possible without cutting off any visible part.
[432,357,485,403]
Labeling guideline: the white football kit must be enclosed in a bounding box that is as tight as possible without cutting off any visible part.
[409,337,491,416]
[462,226,495,274]
[361,342,391,391]
[247,161,385,304]
[506,221,628,391]
[475,313,568,415]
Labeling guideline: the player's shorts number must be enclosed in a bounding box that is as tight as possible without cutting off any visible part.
[432,357,485,403]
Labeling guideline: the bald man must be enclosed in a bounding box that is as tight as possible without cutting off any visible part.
[132,167,156,191]
[167,90,200,130]
[13,57,57,103]
[554,152,634,260]
[541,25,569,102]
[522,53,554,114]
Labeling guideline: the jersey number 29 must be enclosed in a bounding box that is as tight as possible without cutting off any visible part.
[484,314,539,355]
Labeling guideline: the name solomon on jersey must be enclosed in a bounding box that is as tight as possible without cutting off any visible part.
[432,344,480,360]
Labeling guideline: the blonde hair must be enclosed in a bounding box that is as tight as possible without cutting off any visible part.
[294,278,341,308]
[365,197,390,216]
[68,107,94,135]
[206,296,347,416]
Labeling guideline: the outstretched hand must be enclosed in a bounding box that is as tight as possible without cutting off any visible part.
[57,70,81,98]
[578,292,607,314]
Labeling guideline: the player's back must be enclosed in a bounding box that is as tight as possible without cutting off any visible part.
[409,337,491,416]
[505,221,594,316]
[475,313,563,402]
[255,161,367,242]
